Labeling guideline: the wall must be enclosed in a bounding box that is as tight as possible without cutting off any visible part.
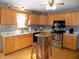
[0,25,16,50]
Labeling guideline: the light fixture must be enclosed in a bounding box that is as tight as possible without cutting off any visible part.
[46,5,57,10]
[13,4,25,11]
[17,7,25,11]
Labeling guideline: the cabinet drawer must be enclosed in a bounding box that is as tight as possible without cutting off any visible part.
[18,34,33,38]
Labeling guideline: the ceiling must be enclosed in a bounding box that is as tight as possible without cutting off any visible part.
[0,0,79,12]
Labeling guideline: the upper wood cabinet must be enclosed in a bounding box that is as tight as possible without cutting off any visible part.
[48,12,79,26]
[71,12,78,25]
[29,14,39,25]
[48,13,65,25]
[0,7,16,25]
[76,12,79,25]
[65,12,72,25]
[39,15,48,25]
[65,12,78,26]
[48,14,54,25]
[54,13,65,20]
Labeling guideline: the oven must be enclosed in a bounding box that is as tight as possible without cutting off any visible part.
[51,33,63,48]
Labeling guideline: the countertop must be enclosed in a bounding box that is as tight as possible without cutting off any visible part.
[1,30,79,37]
[64,31,79,36]
[1,29,53,37]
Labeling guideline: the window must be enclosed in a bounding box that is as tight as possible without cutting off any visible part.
[16,13,28,29]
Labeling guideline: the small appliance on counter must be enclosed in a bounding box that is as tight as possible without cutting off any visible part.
[69,28,74,34]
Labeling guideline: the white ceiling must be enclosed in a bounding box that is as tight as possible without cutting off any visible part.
[0,0,79,12]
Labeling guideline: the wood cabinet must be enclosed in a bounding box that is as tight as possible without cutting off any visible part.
[63,34,77,50]
[29,14,39,25]
[76,12,79,25]
[48,14,54,25]
[3,36,14,54]
[20,34,33,49]
[14,36,20,51]
[54,13,65,20]
[0,7,16,25]
[64,12,78,26]
[48,13,65,25]
[39,15,48,25]
[2,34,33,54]
[48,12,79,26]
[64,12,72,25]
[71,12,77,25]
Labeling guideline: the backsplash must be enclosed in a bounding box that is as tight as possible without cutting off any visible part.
[66,26,79,32]
[0,25,16,33]
[29,25,52,30]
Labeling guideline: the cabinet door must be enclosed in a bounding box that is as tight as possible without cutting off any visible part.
[71,12,78,25]
[39,15,48,25]
[65,12,72,25]
[76,12,79,25]
[53,14,64,20]
[20,34,33,48]
[0,8,7,24]
[69,36,77,50]
[14,36,20,51]
[20,38,27,48]
[0,8,16,25]
[63,35,77,50]
[3,37,14,54]
[29,14,39,25]
[8,9,16,25]
[25,37,33,47]
[59,14,65,20]
[48,14,54,25]
[63,35,69,48]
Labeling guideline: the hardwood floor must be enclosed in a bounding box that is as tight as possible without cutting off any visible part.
[0,46,79,59]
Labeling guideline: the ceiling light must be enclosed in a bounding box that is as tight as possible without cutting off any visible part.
[46,5,50,10]
[46,5,57,10]
[18,7,25,11]
[52,5,57,10]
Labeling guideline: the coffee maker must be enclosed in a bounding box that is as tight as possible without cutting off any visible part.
[69,28,74,34]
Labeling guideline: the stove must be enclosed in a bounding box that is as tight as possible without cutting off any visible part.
[51,20,66,48]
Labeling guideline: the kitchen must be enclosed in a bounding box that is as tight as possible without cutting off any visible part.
[0,0,79,59]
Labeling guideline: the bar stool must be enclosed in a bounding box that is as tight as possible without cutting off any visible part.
[31,33,52,59]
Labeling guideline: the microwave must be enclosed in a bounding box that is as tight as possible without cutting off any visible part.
[53,20,65,28]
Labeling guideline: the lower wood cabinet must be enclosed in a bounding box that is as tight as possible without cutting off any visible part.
[63,35,78,50]
[3,36,14,54]
[20,34,33,49]
[2,34,33,54]
[14,36,20,51]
